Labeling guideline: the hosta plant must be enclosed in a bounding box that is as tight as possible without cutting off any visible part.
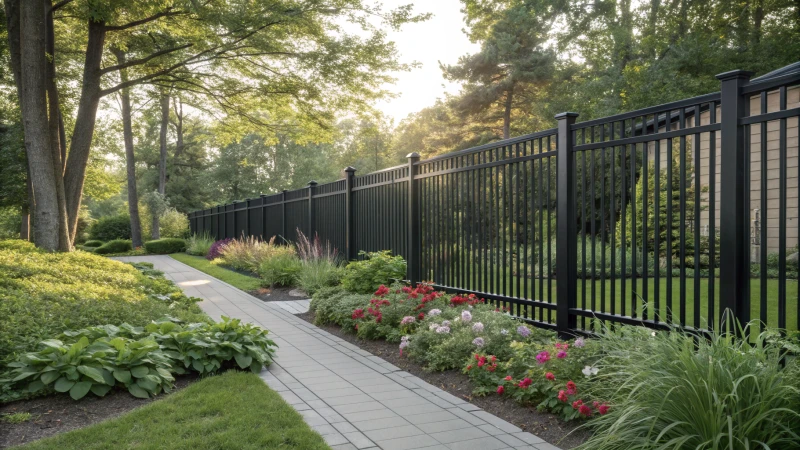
[6,336,175,400]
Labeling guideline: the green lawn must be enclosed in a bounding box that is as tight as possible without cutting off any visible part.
[21,371,330,450]
[437,271,799,331]
[170,253,263,291]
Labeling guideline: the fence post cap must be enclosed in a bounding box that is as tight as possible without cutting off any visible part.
[260,193,267,197]
[406,152,420,159]
[716,69,754,81]
[307,180,318,186]
[344,166,356,173]
[554,112,579,120]
[282,189,288,193]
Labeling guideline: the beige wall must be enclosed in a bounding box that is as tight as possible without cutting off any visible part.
[645,86,799,256]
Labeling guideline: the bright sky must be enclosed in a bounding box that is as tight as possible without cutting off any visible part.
[372,0,479,124]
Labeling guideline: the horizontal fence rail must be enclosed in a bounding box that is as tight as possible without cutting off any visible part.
[190,65,800,337]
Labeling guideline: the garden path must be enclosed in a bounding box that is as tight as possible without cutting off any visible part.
[114,255,559,450]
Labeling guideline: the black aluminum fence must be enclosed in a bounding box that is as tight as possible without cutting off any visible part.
[190,66,800,337]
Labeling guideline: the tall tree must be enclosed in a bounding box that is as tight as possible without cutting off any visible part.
[5,0,427,250]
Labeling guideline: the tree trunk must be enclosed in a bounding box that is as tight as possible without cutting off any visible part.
[45,0,71,251]
[63,19,106,244]
[152,92,170,240]
[112,48,144,248]
[5,0,31,242]
[19,0,59,250]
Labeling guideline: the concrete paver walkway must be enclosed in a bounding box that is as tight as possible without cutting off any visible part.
[115,255,559,450]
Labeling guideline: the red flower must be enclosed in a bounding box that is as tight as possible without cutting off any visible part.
[487,364,497,372]
[597,404,609,415]
[374,285,389,297]
[579,404,592,416]
[496,385,504,395]
[504,375,512,381]
[572,399,583,410]
[557,390,568,402]
[518,377,532,388]
[418,312,425,320]
[490,355,497,363]
[477,356,487,367]
[402,286,412,293]
[566,381,577,395]
[352,309,365,319]
[545,372,555,381]
[466,365,472,371]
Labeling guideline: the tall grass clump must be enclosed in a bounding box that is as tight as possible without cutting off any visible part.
[186,232,215,256]
[258,246,301,288]
[218,235,277,273]
[577,323,800,450]
[295,229,343,295]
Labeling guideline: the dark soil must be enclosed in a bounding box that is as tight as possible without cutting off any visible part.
[248,286,307,302]
[296,311,591,449]
[0,375,198,449]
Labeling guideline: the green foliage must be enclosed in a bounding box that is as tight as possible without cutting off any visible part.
[144,238,187,254]
[0,241,206,367]
[296,260,344,295]
[93,239,133,255]
[1,412,32,424]
[0,207,22,240]
[83,240,104,248]
[88,214,131,242]
[3,317,277,401]
[157,209,190,238]
[576,324,800,449]
[257,247,302,287]
[186,233,215,256]
[311,288,372,331]
[341,251,407,294]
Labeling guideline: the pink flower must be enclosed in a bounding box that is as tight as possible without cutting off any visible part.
[572,399,583,410]
[579,404,592,416]
[374,285,389,297]
[496,385,504,395]
[536,351,551,364]
[351,309,365,319]
[556,350,567,359]
[504,375,512,381]
[557,390,567,402]
[597,404,609,415]
[545,372,555,381]
[566,380,577,395]
[518,377,532,389]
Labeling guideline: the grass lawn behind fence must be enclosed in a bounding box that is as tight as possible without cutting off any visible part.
[170,253,263,291]
[20,371,329,450]
[438,271,799,331]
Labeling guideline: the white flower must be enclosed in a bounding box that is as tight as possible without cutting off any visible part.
[435,326,451,334]
[651,331,657,337]
[501,329,509,335]
[472,322,484,333]
[472,337,485,347]
[442,320,451,327]
[428,309,442,316]
[461,310,472,323]
[401,335,410,342]
[429,323,439,331]
[582,365,599,377]
[574,338,585,348]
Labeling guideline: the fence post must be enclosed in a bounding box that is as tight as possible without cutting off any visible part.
[245,198,251,237]
[407,152,421,284]
[344,167,356,261]
[308,181,317,238]
[555,112,578,337]
[717,70,753,328]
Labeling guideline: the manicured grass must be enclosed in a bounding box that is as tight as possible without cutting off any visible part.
[21,371,330,450]
[170,253,263,291]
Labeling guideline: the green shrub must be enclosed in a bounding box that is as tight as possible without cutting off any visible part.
[83,240,104,248]
[0,242,206,367]
[4,317,276,400]
[158,208,189,238]
[144,238,186,254]
[576,324,800,449]
[297,260,344,295]
[186,233,214,256]
[76,245,96,253]
[94,239,133,255]
[257,247,302,287]
[219,236,278,273]
[89,214,131,241]
[341,250,407,293]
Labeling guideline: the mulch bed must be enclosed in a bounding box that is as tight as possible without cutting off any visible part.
[0,375,198,449]
[296,311,591,449]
